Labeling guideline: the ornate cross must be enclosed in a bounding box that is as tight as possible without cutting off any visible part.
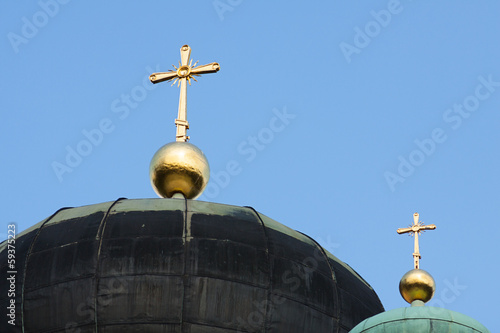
[149,45,220,142]
[397,213,436,269]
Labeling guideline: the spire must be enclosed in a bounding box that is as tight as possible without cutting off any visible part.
[397,212,436,269]
[149,45,220,142]
[397,213,436,306]
[148,45,219,199]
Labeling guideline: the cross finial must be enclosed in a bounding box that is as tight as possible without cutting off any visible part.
[149,45,220,142]
[397,213,436,269]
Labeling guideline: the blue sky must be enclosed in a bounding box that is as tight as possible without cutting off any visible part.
[1,0,499,330]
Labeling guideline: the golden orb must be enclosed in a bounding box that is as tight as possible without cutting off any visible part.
[399,269,436,304]
[149,142,210,199]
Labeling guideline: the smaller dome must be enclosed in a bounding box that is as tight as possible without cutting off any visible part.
[349,306,490,333]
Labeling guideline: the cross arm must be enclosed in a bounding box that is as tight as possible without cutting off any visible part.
[180,45,191,66]
[420,224,436,231]
[149,71,178,84]
[191,63,220,75]
[397,227,412,234]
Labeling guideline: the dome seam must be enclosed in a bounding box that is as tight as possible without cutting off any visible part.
[93,197,127,332]
[246,206,272,333]
[180,197,189,332]
[20,205,73,332]
[297,231,341,333]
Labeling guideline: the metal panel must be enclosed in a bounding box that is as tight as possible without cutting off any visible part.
[99,237,184,277]
[183,276,268,331]
[0,228,38,330]
[188,238,269,287]
[96,275,183,325]
[266,296,337,332]
[24,278,96,332]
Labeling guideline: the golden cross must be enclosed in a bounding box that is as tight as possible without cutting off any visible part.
[149,45,220,142]
[397,213,436,269]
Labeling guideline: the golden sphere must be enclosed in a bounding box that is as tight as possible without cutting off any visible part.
[399,269,436,304]
[149,142,210,199]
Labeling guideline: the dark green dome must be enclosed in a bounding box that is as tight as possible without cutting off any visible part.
[0,198,383,332]
[349,306,490,333]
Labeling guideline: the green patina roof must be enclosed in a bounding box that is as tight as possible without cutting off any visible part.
[350,306,490,333]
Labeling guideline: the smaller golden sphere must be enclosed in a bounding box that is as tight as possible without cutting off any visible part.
[150,142,210,199]
[399,269,436,304]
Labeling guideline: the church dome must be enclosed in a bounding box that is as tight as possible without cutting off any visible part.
[349,306,490,333]
[0,198,383,332]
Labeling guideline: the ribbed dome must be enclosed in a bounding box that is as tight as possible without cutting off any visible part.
[0,198,383,332]
[349,306,490,333]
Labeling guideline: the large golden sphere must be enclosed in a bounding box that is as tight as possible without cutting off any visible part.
[149,142,210,199]
[399,269,436,304]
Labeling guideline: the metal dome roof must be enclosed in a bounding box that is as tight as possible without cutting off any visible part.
[1,198,384,332]
[349,306,490,333]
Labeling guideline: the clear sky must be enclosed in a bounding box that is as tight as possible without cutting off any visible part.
[1,0,499,331]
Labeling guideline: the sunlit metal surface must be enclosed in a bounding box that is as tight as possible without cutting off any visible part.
[399,268,436,304]
[148,45,218,199]
[150,142,209,199]
[149,45,220,142]
[397,212,436,270]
